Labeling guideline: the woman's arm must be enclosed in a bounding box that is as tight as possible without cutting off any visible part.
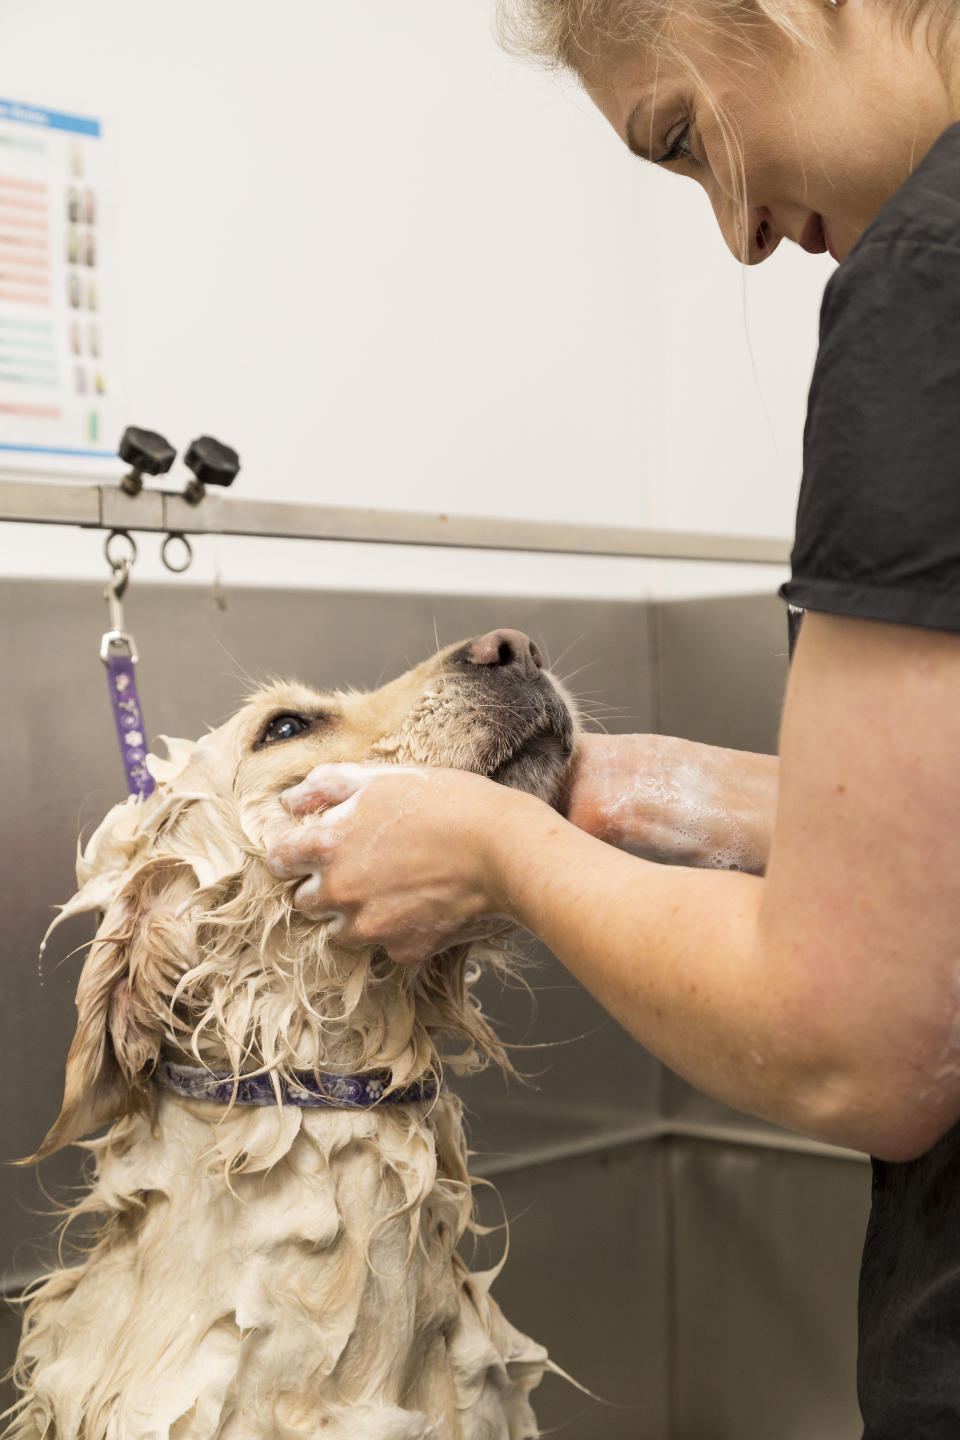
[562,732,778,874]
[267,613,960,1162]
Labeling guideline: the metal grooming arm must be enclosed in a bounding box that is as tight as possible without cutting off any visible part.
[0,471,790,565]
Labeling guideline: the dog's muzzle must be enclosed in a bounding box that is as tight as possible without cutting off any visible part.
[448,628,574,793]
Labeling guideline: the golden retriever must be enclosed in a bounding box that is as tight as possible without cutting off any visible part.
[7,629,576,1440]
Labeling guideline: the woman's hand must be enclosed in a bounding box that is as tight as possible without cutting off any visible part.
[265,763,536,965]
[264,735,777,965]
[563,734,778,874]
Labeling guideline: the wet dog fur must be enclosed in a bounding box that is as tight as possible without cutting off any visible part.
[6,633,576,1440]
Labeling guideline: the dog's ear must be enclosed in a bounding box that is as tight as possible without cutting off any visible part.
[30,890,143,1159]
[28,736,250,1161]
[29,865,187,1161]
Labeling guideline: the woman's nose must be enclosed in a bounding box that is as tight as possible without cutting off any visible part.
[747,209,782,264]
[712,196,782,265]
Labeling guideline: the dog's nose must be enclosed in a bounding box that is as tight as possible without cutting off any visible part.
[460,629,543,681]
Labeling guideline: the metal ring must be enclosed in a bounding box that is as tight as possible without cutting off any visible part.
[104,529,137,571]
[161,531,193,574]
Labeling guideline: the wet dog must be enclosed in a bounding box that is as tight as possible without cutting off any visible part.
[7,630,576,1440]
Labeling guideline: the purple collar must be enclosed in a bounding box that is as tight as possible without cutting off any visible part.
[152,1058,439,1109]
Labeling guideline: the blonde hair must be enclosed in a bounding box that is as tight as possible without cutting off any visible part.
[496,0,959,74]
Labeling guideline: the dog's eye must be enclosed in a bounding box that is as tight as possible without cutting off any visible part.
[260,713,312,745]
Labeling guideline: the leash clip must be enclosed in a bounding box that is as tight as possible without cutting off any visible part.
[101,536,139,666]
[100,628,139,665]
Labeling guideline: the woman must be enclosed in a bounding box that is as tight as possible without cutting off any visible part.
[268,0,960,1431]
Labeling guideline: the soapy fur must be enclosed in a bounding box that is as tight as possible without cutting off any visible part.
[6,636,577,1440]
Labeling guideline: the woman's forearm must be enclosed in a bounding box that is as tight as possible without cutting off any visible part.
[564,735,779,875]
[486,793,863,1149]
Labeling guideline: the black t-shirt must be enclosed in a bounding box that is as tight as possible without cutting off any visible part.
[782,123,960,632]
[780,122,960,1438]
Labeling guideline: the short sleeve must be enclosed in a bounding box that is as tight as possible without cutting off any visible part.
[780,233,960,633]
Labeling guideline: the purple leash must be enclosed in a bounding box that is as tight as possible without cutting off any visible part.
[101,533,155,799]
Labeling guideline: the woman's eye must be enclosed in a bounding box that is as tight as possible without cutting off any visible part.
[261,714,311,745]
[655,122,696,167]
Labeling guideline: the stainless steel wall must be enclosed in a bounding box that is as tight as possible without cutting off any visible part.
[669,1140,868,1440]
[0,577,871,1438]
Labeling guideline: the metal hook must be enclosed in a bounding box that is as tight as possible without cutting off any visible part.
[106,556,131,603]
[103,566,129,633]
[101,530,139,665]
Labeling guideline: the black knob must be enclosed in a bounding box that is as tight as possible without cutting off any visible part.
[119,426,177,476]
[184,436,240,490]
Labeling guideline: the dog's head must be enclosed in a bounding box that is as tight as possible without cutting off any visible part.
[36,630,577,1158]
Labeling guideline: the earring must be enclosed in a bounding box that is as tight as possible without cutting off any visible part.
[823,0,840,9]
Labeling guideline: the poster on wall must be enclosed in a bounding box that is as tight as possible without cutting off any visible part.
[0,98,122,474]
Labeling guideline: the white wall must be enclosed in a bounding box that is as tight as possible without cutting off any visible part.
[0,0,830,600]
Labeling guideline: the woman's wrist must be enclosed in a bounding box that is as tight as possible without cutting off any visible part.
[476,783,565,923]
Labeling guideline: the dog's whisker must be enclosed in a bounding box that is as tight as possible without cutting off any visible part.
[556,657,603,688]
[541,630,587,676]
[203,625,262,698]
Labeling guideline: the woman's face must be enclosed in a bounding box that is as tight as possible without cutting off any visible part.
[583,0,957,263]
